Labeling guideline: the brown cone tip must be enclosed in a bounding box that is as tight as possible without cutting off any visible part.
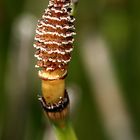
[34,0,76,80]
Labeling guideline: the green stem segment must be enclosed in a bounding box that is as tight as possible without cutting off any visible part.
[52,119,78,140]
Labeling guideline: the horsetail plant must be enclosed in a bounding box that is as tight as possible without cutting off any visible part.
[33,0,78,139]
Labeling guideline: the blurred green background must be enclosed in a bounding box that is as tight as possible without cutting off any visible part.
[0,0,140,140]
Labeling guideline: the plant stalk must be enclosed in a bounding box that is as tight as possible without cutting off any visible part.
[52,119,78,140]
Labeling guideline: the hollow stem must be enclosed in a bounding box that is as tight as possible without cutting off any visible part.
[52,119,78,140]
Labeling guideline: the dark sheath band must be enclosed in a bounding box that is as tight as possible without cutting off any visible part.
[38,90,69,112]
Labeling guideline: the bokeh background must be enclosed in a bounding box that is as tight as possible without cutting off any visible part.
[0,0,140,140]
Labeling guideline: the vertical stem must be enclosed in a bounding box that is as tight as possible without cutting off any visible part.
[52,119,78,140]
[42,79,65,103]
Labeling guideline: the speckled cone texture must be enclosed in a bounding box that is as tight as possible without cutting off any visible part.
[34,0,75,80]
